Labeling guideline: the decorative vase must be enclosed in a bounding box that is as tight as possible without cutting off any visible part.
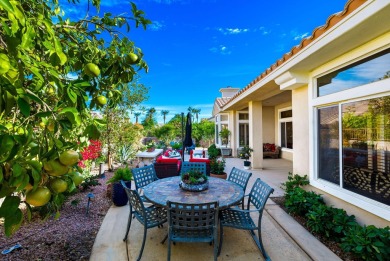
[112,181,131,207]
[179,180,209,192]
[210,172,227,179]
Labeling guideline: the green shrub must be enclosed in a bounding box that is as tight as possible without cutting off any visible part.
[284,187,324,216]
[207,144,220,160]
[341,225,390,261]
[107,166,133,184]
[281,172,309,194]
[306,205,357,241]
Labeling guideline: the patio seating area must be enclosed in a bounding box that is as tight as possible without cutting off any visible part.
[90,157,341,261]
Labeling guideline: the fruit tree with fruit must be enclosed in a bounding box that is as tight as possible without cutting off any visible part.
[0,0,151,236]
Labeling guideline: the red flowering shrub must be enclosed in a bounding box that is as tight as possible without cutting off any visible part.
[78,140,102,168]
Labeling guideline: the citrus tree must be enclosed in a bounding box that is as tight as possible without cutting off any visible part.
[0,0,151,236]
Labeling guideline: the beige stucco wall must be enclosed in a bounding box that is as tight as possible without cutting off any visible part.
[262,106,275,143]
[309,186,389,227]
[292,86,309,175]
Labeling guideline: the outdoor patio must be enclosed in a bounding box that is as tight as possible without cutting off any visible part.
[90,157,341,261]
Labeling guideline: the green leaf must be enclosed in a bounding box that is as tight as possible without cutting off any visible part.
[4,208,23,237]
[0,0,14,13]
[35,111,52,118]
[93,119,106,126]
[0,196,20,217]
[0,167,3,182]
[17,97,30,117]
[84,124,100,140]
[12,163,22,177]
[59,107,81,125]
[1,20,11,35]
[67,88,77,103]
[54,138,63,148]
[23,92,43,105]
[27,160,42,172]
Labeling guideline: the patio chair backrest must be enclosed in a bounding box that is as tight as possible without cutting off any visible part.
[228,167,252,192]
[167,201,219,233]
[132,165,158,190]
[180,162,207,176]
[248,178,274,211]
[120,180,145,218]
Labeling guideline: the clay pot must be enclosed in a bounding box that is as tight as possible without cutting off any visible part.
[210,172,227,179]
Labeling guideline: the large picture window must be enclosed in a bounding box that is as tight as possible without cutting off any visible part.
[317,48,390,97]
[316,95,390,206]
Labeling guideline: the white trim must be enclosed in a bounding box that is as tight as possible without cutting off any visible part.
[236,111,249,147]
[310,179,390,221]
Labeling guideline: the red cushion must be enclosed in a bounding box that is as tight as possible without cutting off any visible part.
[156,156,179,164]
[189,158,210,164]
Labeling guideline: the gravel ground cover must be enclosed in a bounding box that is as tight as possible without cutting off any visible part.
[0,171,114,261]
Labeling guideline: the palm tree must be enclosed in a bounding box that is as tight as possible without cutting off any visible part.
[148,107,156,119]
[193,108,201,123]
[187,106,195,121]
[134,112,141,123]
[161,110,169,124]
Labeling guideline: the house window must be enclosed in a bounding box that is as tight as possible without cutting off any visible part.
[279,109,293,149]
[317,95,390,206]
[238,112,249,146]
[317,105,340,185]
[215,113,229,147]
[317,48,390,97]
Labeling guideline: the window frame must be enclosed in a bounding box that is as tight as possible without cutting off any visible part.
[278,107,293,150]
[310,46,390,219]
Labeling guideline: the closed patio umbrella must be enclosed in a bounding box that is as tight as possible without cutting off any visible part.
[182,112,193,160]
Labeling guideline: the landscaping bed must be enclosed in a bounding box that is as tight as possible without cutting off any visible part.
[0,171,113,261]
[271,196,361,261]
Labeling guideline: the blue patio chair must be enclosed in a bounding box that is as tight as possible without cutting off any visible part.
[166,200,219,261]
[227,167,252,209]
[218,178,274,260]
[132,165,159,202]
[180,161,208,176]
[121,181,167,261]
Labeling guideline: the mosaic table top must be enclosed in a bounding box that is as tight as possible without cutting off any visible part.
[143,176,244,209]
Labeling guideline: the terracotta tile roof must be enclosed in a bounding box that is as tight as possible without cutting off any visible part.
[215,97,231,108]
[222,0,367,108]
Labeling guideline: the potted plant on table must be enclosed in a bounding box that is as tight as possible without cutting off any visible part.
[180,170,209,191]
[107,166,133,206]
[240,145,253,170]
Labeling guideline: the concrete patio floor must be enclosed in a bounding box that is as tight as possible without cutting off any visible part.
[90,157,341,261]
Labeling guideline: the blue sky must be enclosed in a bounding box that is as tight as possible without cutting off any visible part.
[64,0,348,123]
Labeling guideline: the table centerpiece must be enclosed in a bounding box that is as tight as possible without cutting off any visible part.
[179,170,209,191]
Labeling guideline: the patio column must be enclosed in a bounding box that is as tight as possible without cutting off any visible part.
[229,110,237,157]
[249,101,263,169]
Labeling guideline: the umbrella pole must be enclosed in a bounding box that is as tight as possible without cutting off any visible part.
[181,112,184,161]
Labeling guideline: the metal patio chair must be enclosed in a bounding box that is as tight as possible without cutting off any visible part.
[132,164,159,202]
[166,201,219,261]
[227,167,252,209]
[121,181,167,261]
[218,178,274,260]
[179,161,208,176]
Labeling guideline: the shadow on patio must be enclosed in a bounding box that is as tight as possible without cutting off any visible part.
[90,158,340,261]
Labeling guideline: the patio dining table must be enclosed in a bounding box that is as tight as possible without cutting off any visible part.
[143,176,244,209]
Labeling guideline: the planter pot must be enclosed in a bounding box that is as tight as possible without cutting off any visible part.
[147,147,155,152]
[243,160,251,170]
[220,148,231,156]
[210,172,227,179]
[179,180,209,192]
[112,181,131,207]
